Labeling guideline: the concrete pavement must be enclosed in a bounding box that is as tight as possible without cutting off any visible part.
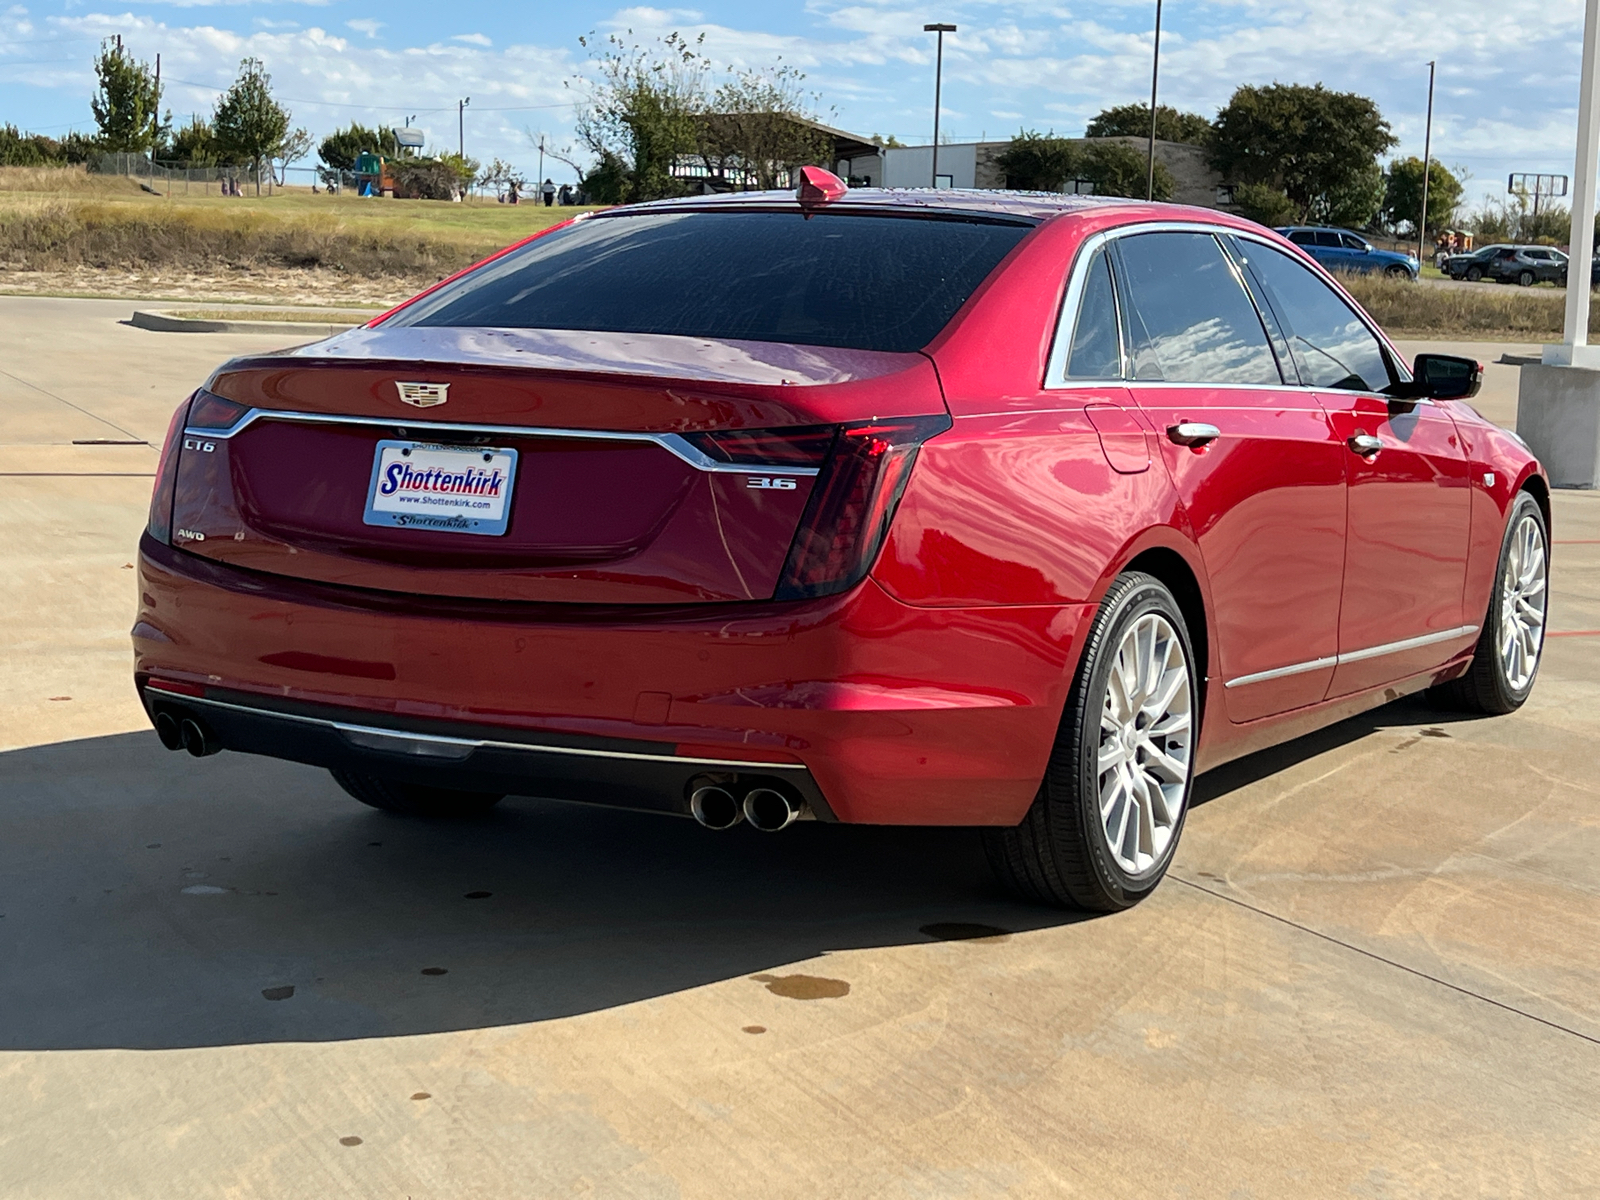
[2,299,1598,1198]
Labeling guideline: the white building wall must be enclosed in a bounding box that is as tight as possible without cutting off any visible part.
[881,144,978,189]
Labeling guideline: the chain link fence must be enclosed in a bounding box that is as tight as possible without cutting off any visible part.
[90,152,277,196]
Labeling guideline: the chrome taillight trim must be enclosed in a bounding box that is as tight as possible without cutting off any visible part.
[184,408,821,477]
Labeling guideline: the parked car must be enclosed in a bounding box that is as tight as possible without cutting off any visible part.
[136,180,1549,911]
[1442,243,1511,281]
[1484,245,1568,287]
[1275,226,1420,279]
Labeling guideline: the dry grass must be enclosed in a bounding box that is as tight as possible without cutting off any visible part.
[0,165,584,293]
[1342,273,1594,340]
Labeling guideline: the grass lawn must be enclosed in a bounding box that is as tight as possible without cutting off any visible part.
[0,167,588,301]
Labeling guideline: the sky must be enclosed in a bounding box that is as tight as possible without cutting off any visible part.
[0,0,1591,211]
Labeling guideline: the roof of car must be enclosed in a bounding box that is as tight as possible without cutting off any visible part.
[610,187,1143,223]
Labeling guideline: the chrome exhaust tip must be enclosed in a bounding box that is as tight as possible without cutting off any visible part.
[153,711,185,751]
[179,716,221,758]
[690,784,743,830]
[742,787,801,832]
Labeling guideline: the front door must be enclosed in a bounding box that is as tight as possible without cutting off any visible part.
[1112,230,1348,722]
[1238,239,1473,696]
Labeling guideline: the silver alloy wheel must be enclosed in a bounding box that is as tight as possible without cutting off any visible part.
[1499,511,1548,692]
[1097,613,1193,876]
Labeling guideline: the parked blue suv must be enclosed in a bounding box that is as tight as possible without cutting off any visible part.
[1275,226,1419,279]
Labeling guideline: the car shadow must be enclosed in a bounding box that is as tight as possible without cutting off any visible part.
[3,695,1477,1052]
[0,730,1078,1051]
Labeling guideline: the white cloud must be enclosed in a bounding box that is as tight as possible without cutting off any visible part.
[344,17,380,38]
[451,32,491,46]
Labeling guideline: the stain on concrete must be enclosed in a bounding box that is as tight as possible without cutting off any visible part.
[464,891,492,899]
[261,985,294,1001]
[742,1025,766,1034]
[338,1136,362,1147]
[751,973,849,1000]
[410,1092,431,1101]
[920,922,1012,943]
[421,967,448,976]
[1422,727,1452,737]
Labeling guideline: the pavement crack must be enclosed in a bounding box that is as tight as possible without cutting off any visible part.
[0,365,146,442]
[1169,873,1600,1049]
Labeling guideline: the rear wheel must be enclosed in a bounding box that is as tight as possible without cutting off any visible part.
[330,769,505,817]
[1428,492,1547,714]
[984,572,1197,911]
[1518,270,1536,287]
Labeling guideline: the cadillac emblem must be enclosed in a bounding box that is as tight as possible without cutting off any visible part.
[396,381,449,408]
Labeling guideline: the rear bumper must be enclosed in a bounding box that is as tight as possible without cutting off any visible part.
[133,534,1093,825]
[140,682,832,820]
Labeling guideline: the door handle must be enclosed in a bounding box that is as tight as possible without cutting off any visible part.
[1167,422,1221,447]
[1347,433,1382,456]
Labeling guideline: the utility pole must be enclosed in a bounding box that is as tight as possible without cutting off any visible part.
[1418,60,1436,268]
[924,23,956,187]
[537,135,545,191]
[1146,0,1163,202]
[458,97,470,159]
[1560,0,1600,358]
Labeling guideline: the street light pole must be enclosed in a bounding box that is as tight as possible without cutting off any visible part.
[1418,61,1436,269]
[458,97,470,160]
[924,23,956,187]
[1146,0,1163,202]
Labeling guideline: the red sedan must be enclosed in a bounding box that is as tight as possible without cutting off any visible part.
[133,178,1550,910]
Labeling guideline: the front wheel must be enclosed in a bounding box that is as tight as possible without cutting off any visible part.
[984,572,1197,911]
[1385,264,1411,280]
[1465,266,1484,282]
[331,769,505,817]
[1428,492,1548,714]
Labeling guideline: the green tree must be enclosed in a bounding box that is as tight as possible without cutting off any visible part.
[1231,182,1299,228]
[90,38,164,153]
[1086,102,1211,146]
[1383,157,1463,236]
[167,115,219,165]
[994,130,1172,200]
[1210,83,1396,223]
[1317,160,1386,229]
[697,62,832,190]
[571,30,708,202]
[318,122,400,175]
[212,58,290,195]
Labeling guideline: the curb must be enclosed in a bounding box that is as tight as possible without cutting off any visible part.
[130,310,371,336]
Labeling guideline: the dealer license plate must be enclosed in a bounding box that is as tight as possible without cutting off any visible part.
[363,440,518,536]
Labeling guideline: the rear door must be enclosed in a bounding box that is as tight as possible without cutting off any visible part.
[1114,230,1348,721]
[1240,240,1473,695]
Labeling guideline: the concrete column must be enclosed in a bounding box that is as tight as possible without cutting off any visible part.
[1520,0,1600,485]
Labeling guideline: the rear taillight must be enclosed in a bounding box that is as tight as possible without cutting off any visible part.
[187,389,249,430]
[681,426,835,468]
[775,414,950,600]
[146,396,193,546]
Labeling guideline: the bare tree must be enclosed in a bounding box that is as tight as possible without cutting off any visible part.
[699,62,832,190]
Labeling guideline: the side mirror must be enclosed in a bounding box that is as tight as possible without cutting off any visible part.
[1398,353,1482,401]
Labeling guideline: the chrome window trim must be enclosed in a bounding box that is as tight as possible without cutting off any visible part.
[184,408,821,477]
[1224,624,1479,689]
[1043,220,1399,392]
[145,686,810,771]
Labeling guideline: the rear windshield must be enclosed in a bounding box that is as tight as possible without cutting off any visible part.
[383,209,1033,353]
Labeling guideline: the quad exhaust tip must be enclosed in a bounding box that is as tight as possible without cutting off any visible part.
[154,709,221,757]
[690,785,743,830]
[742,787,801,832]
[689,782,805,831]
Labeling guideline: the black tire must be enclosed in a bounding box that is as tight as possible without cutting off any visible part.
[1518,270,1536,287]
[330,769,505,817]
[1465,266,1483,282]
[1428,492,1548,715]
[1385,264,1410,280]
[984,572,1198,911]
